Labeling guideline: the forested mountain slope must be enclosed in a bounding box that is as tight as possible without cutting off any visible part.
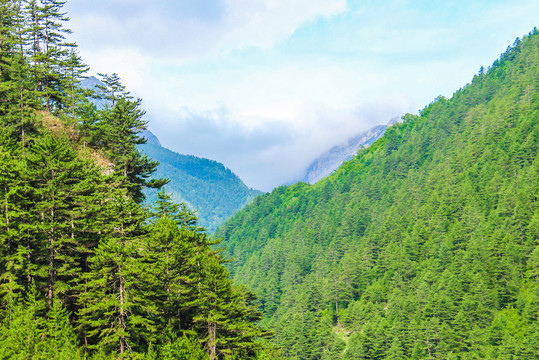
[217,29,539,359]
[139,142,261,232]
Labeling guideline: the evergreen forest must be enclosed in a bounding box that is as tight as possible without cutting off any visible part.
[217,29,539,359]
[0,1,270,358]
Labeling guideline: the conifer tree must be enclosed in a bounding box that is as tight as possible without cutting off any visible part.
[25,0,73,112]
[146,215,199,335]
[0,0,39,147]
[60,48,88,120]
[0,282,45,358]
[150,189,198,229]
[194,253,265,359]
[77,186,156,354]
[156,333,208,360]
[24,134,100,309]
[91,73,167,202]
[40,297,80,359]
[0,140,27,299]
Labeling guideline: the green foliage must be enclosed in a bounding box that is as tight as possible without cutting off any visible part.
[156,335,208,360]
[42,297,81,359]
[88,73,168,203]
[0,283,44,359]
[217,29,539,359]
[0,283,80,359]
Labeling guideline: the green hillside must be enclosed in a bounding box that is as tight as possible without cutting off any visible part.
[216,29,539,359]
[139,142,261,232]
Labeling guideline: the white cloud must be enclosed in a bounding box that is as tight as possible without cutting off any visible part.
[221,0,346,49]
[153,94,414,191]
[179,63,382,120]
[67,0,346,62]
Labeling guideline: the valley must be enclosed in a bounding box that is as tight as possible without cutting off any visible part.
[0,1,538,359]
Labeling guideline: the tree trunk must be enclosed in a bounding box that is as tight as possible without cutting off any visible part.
[47,206,55,308]
[20,88,24,149]
[119,223,126,353]
[208,321,217,360]
[119,274,125,354]
[26,230,32,285]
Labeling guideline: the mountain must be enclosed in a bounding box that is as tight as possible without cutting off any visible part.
[138,141,262,232]
[79,74,102,89]
[216,30,539,359]
[81,75,261,232]
[140,129,161,146]
[80,75,109,108]
[300,118,397,184]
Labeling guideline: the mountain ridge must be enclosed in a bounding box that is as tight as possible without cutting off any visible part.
[138,140,262,232]
[216,29,539,359]
[300,117,399,184]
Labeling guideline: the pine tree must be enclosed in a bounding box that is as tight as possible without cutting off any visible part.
[194,253,265,359]
[59,48,88,121]
[0,0,39,148]
[146,215,199,335]
[0,282,45,358]
[0,139,27,299]
[157,333,208,360]
[150,189,198,229]
[25,0,73,113]
[77,187,155,354]
[90,73,167,202]
[40,297,80,359]
[24,134,101,309]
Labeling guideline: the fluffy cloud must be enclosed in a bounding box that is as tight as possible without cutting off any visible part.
[220,0,346,49]
[66,0,346,60]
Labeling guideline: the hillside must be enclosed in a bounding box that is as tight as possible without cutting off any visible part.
[138,142,261,232]
[216,29,539,359]
[300,119,397,184]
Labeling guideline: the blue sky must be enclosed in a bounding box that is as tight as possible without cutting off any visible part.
[65,0,539,191]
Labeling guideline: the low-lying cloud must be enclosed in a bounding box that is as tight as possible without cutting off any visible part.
[151,96,415,191]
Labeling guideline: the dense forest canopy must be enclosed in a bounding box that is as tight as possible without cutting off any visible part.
[0,1,270,358]
[217,29,539,359]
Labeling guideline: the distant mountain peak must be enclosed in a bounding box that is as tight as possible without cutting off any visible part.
[300,117,399,184]
[140,130,161,146]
